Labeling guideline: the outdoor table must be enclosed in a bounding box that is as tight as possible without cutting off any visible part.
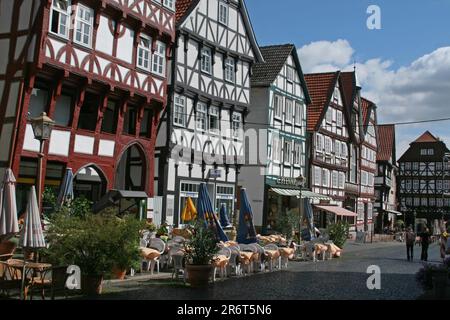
[239,251,254,265]
[5,259,52,300]
[265,249,280,260]
[140,247,161,260]
[213,255,229,268]
[279,247,295,259]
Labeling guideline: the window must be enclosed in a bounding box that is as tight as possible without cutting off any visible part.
[50,0,71,38]
[196,103,207,131]
[428,149,434,155]
[286,66,294,82]
[334,140,340,157]
[28,85,49,118]
[326,108,332,123]
[101,100,119,134]
[336,111,343,127]
[123,105,137,135]
[173,95,186,127]
[429,198,436,207]
[140,109,153,138]
[325,137,332,154]
[209,107,219,131]
[224,57,235,82]
[413,162,419,170]
[285,99,293,123]
[420,149,427,155]
[152,41,166,76]
[293,142,302,166]
[283,140,292,163]
[341,142,347,157]
[421,198,428,206]
[332,171,338,188]
[232,113,242,137]
[413,180,419,190]
[272,137,281,162]
[74,4,94,47]
[54,94,73,127]
[295,102,303,125]
[78,92,100,131]
[218,2,228,25]
[137,35,152,71]
[201,47,212,74]
[339,172,345,189]
[315,167,321,185]
[322,169,329,187]
[316,134,324,151]
[350,146,357,183]
[163,0,175,11]
[274,95,283,119]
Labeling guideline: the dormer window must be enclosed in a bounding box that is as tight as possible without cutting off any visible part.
[286,66,294,82]
[218,1,229,25]
[50,0,71,38]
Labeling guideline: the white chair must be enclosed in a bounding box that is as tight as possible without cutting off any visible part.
[172,236,186,244]
[263,244,281,271]
[147,238,166,274]
[169,247,186,282]
[227,246,242,277]
[305,242,317,262]
[250,243,266,272]
[239,244,257,275]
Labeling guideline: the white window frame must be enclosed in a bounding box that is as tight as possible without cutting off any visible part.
[209,106,219,131]
[152,41,166,77]
[163,0,175,11]
[286,66,294,82]
[137,34,152,71]
[218,1,229,25]
[274,95,282,119]
[294,102,303,125]
[173,95,186,127]
[293,142,302,166]
[272,136,281,162]
[322,169,329,187]
[196,102,207,131]
[283,139,292,164]
[74,4,94,48]
[285,99,293,123]
[201,47,212,74]
[224,57,235,83]
[326,108,332,124]
[232,112,242,138]
[315,167,321,185]
[50,0,71,39]
[332,171,338,188]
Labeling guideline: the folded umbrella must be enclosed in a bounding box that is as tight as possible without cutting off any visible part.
[181,197,197,223]
[237,188,257,244]
[19,186,46,249]
[219,203,231,228]
[57,168,74,208]
[0,169,19,241]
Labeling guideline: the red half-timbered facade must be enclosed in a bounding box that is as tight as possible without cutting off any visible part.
[0,0,175,212]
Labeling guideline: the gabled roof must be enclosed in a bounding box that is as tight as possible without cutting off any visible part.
[377,125,395,162]
[175,0,264,62]
[413,131,439,143]
[361,97,377,134]
[304,71,340,132]
[339,71,356,109]
[251,44,310,103]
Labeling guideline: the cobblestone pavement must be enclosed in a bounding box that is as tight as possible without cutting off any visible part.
[94,241,443,300]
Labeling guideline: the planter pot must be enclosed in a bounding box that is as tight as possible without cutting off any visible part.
[82,275,104,296]
[432,270,449,299]
[186,264,214,288]
[111,267,127,280]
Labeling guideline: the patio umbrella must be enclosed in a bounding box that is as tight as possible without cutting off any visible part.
[57,167,74,207]
[181,197,197,223]
[219,204,231,228]
[0,169,19,241]
[196,183,228,242]
[236,188,257,244]
[303,199,315,240]
[19,186,46,249]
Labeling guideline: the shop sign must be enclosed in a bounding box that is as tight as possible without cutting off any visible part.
[276,177,298,187]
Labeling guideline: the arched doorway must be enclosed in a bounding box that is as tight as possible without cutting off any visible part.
[115,144,147,191]
[73,165,107,203]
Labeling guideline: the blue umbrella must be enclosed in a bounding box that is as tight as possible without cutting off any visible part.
[196,183,228,242]
[57,168,74,207]
[237,188,257,244]
[219,204,231,228]
[303,199,315,241]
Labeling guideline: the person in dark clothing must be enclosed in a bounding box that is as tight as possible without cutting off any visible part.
[420,227,431,261]
[405,227,416,261]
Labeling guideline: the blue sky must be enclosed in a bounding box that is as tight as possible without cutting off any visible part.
[246,0,450,157]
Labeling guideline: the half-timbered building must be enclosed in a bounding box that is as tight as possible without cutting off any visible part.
[397,131,450,228]
[0,0,176,212]
[155,0,263,226]
[238,44,315,233]
[304,71,358,230]
[375,124,399,233]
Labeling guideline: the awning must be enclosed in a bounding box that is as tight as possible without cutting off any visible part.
[315,205,358,217]
[270,188,332,200]
[387,210,403,216]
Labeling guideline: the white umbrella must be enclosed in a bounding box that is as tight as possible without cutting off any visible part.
[0,169,19,241]
[19,186,46,248]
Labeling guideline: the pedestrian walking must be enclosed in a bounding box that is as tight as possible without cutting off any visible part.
[420,227,431,261]
[405,226,415,261]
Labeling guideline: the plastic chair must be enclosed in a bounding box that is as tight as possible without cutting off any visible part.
[213,247,231,282]
[147,238,166,274]
[250,243,266,272]
[226,246,242,277]
[238,244,257,275]
[305,242,317,262]
[263,244,281,271]
[169,246,186,282]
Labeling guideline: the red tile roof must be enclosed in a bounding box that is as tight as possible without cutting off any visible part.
[339,71,355,108]
[413,131,439,143]
[377,125,395,162]
[361,97,374,126]
[176,0,197,24]
[304,72,339,132]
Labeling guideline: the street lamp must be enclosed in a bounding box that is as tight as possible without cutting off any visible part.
[30,112,55,212]
[296,174,305,243]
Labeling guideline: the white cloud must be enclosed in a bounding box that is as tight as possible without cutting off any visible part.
[298,40,450,160]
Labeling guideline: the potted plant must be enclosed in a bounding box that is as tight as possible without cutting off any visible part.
[327,221,350,249]
[184,221,219,288]
[44,210,143,295]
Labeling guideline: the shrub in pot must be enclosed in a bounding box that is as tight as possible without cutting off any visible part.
[327,221,350,249]
[184,221,219,288]
[44,210,144,295]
